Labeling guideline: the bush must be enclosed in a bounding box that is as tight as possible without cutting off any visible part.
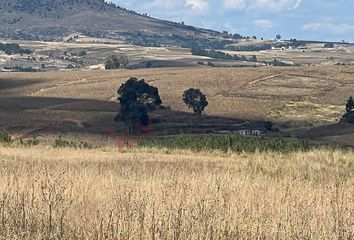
[54,136,92,149]
[54,136,77,148]
[78,141,93,149]
[20,137,39,147]
[105,54,129,70]
[207,61,215,67]
[0,130,13,144]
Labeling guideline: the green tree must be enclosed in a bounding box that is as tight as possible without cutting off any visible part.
[276,34,282,40]
[191,46,208,56]
[250,55,257,62]
[116,77,162,132]
[105,54,129,70]
[324,42,334,48]
[341,97,354,123]
[346,97,354,114]
[182,88,208,115]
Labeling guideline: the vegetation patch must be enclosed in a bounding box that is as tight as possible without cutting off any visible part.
[19,137,39,147]
[0,130,13,144]
[0,42,32,55]
[139,135,310,153]
[54,136,92,149]
[268,101,343,128]
[3,65,39,72]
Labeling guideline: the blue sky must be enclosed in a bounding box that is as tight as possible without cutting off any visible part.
[109,0,354,42]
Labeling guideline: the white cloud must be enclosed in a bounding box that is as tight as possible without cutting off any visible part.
[185,0,210,11]
[223,0,302,11]
[223,0,246,10]
[303,22,354,34]
[253,19,274,28]
[253,0,301,11]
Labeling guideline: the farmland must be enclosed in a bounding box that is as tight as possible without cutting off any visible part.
[1,65,354,147]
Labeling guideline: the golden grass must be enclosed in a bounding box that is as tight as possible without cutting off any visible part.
[0,146,354,239]
[2,66,354,121]
[267,101,343,128]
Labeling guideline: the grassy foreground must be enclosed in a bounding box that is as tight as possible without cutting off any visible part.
[0,146,354,239]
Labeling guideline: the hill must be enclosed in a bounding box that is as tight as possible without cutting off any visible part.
[0,0,221,43]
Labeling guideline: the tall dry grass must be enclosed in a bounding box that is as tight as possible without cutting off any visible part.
[0,146,354,239]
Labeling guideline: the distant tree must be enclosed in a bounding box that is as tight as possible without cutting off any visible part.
[105,54,129,70]
[207,61,215,67]
[346,97,354,114]
[0,43,32,55]
[250,55,257,62]
[340,97,354,123]
[182,88,208,115]
[146,61,153,68]
[191,46,208,56]
[116,77,162,132]
[324,42,334,48]
[232,33,243,40]
[276,34,282,40]
[77,50,87,57]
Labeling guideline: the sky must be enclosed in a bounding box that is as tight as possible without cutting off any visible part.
[109,0,354,42]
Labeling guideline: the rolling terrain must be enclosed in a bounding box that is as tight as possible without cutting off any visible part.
[0,66,354,147]
[1,1,354,238]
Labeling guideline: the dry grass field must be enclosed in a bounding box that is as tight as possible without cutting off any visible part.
[0,145,354,239]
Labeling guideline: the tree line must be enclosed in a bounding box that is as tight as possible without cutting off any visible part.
[0,43,32,55]
[191,46,258,62]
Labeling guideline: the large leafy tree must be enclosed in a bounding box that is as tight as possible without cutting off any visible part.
[182,88,208,115]
[115,77,162,132]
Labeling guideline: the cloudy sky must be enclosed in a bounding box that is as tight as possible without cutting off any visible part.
[109,0,354,42]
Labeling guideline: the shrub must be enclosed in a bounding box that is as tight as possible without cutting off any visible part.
[207,61,215,67]
[54,136,77,148]
[79,141,93,149]
[105,54,129,70]
[0,130,13,144]
[20,137,39,147]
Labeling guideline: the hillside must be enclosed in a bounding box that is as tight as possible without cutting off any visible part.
[0,0,220,42]
[1,66,354,147]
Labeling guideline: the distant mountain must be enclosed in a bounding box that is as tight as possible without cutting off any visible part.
[0,0,222,43]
